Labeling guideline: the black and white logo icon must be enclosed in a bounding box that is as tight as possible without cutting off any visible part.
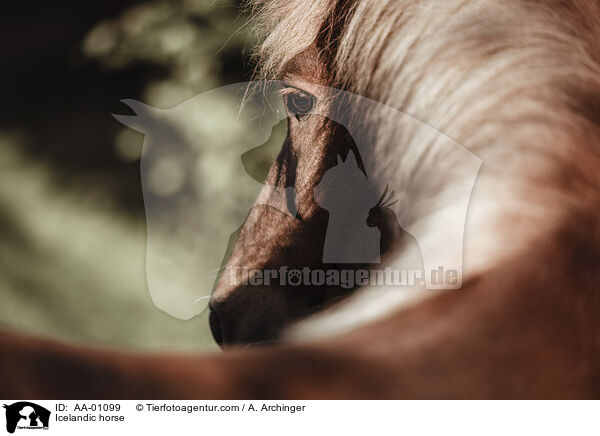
[3,402,50,434]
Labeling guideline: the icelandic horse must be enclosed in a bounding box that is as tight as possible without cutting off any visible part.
[1,0,600,398]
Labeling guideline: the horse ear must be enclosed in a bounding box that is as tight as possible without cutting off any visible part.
[112,99,161,133]
[337,154,343,166]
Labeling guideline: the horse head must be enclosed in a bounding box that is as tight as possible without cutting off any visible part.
[208,65,393,346]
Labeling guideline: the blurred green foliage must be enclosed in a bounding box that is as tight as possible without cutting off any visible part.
[0,0,271,351]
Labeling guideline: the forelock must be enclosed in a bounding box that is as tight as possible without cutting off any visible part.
[246,0,350,78]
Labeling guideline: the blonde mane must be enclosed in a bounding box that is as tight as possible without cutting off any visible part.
[247,0,600,338]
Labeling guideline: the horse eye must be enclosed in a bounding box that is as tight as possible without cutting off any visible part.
[285,90,315,118]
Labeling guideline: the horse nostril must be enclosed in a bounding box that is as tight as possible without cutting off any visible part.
[209,306,224,347]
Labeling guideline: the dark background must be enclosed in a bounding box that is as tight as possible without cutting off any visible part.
[0,0,254,350]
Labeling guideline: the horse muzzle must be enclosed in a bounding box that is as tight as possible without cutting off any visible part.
[208,284,299,348]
